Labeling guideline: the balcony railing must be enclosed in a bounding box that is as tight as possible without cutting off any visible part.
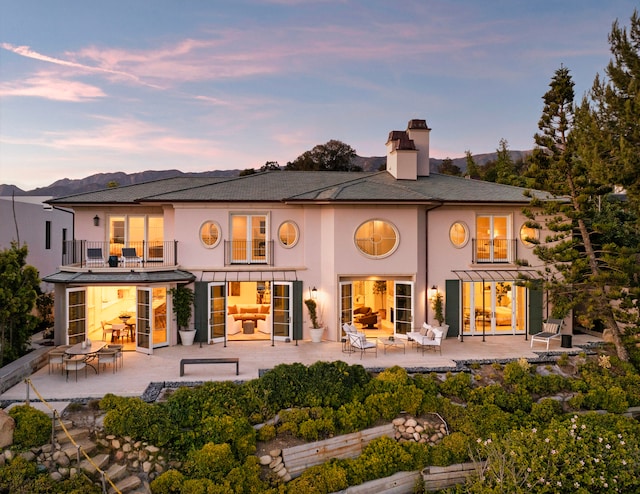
[62,240,178,268]
[224,239,274,266]
[472,238,516,264]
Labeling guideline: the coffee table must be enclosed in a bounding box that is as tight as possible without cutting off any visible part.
[378,337,405,354]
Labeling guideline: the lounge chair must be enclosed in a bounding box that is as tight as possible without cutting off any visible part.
[412,326,446,355]
[86,248,105,267]
[348,332,378,359]
[120,247,143,266]
[530,318,563,350]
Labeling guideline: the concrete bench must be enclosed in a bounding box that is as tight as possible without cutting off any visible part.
[179,358,239,376]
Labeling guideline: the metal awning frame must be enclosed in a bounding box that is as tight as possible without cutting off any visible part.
[452,269,541,283]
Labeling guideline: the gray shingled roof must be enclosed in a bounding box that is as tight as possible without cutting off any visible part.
[42,269,196,284]
[48,171,554,205]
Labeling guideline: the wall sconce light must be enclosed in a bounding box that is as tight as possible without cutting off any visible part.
[311,286,318,300]
[428,285,438,300]
[93,215,100,227]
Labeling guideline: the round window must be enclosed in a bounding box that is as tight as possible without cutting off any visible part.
[278,221,299,248]
[449,222,469,248]
[200,221,221,248]
[520,224,539,247]
[354,219,399,258]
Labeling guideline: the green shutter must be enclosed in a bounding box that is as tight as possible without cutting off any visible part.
[194,282,208,343]
[528,283,543,335]
[293,281,303,341]
[445,279,459,337]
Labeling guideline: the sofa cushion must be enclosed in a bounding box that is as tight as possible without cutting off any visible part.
[244,307,258,314]
[228,305,237,315]
[260,304,270,314]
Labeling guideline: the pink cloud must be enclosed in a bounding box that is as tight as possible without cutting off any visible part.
[0,73,105,101]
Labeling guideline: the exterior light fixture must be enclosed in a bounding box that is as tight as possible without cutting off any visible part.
[311,286,318,300]
[93,215,100,226]
[428,285,438,300]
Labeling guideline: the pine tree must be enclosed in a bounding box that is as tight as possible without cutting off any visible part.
[464,150,482,179]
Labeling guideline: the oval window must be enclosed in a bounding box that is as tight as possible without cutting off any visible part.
[449,222,469,248]
[354,219,399,258]
[200,221,221,248]
[278,221,299,248]
[520,224,539,247]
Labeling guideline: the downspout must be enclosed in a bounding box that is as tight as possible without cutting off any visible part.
[424,202,443,327]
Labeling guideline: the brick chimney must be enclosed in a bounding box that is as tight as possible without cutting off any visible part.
[386,119,431,180]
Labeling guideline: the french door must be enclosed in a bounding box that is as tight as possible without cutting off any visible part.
[208,282,227,343]
[272,281,293,341]
[462,281,526,335]
[136,288,152,354]
[394,281,414,336]
[66,287,87,345]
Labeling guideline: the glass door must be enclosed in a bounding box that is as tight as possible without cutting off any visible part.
[151,287,168,346]
[209,282,226,343]
[394,281,414,336]
[340,281,353,330]
[462,281,524,336]
[66,288,86,345]
[272,281,292,341]
[136,288,152,355]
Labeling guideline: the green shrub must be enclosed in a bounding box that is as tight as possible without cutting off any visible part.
[183,442,239,482]
[438,432,471,463]
[150,469,185,493]
[335,400,373,433]
[287,461,349,493]
[439,372,472,401]
[256,423,276,442]
[8,405,51,450]
[528,398,563,424]
[364,392,400,421]
[181,478,232,494]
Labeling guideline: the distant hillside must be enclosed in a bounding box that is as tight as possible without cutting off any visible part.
[0,151,531,197]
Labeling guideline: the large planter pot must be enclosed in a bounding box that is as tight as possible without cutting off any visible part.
[179,329,196,346]
[310,327,324,343]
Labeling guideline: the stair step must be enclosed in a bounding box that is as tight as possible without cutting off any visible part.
[104,462,129,482]
[56,427,90,445]
[55,419,74,431]
[79,453,110,476]
[108,475,142,494]
[61,438,97,459]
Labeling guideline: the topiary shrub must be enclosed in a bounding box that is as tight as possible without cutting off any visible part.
[8,405,50,450]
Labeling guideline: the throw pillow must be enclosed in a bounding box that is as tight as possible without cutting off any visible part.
[260,304,270,314]
[426,328,435,340]
[420,325,431,336]
[228,305,237,315]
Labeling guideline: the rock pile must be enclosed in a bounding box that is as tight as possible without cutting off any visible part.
[259,448,292,482]
[392,415,447,445]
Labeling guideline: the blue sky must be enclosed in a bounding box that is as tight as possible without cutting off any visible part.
[0,1,637,190]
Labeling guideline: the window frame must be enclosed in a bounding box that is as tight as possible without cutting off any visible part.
[200,220,222,248]
[449,221,469,248]
[278,221,299,248]
[353,218,399,259]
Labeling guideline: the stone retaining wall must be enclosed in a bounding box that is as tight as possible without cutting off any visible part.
[0,347,50,395]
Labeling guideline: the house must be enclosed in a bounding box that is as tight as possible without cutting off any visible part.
[0,195,74,292]
[43,119,553,354]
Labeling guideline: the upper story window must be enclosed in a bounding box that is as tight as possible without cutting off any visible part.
[200,221,221,248]
[229,213,268,264]
[109,215,164,259]
[519,224,539,248]
[278,221,299,248]
[354,219,399,258]
[449,221,469,248]
[474,215,513,263]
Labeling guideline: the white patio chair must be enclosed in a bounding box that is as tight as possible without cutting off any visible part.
[97,348,119,374]
[48,348,67,374]
[348,332,378,359]
[86,247,106,267]
[120,247,143,266]
[413,326,444,355]
[63,356,88,381]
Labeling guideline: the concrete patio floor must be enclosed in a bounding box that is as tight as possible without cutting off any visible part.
[0,333,602,408]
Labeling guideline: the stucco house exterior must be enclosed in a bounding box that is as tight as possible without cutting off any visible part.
[44,119,553,355]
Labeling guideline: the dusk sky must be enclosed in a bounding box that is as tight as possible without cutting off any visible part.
[1,1,637,191]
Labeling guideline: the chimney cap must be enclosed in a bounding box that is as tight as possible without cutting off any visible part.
[407,119,430,130]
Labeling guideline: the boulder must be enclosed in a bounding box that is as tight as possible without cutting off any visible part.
[0,410,15,449]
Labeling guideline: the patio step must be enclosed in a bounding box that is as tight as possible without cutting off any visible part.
[104,462,129,482]
[61,438,97,459]
[56,427,90,445]
[79,452,110,477]
[108,474,142,494]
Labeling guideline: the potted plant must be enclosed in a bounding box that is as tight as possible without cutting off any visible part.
[170,285,195,345]
[304,298,324,343]
[372,280,387,320]
[432,291,445,327]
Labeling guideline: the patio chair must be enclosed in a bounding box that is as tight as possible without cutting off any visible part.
[86,247,105,267]
[120,247,143,266]
[107,344,124,368]
[348,332,378,359]
[413,326,445,355]
[63,356,88,381]
[48,348,67,374]
[97,348,119,374]
[101,320,113,341]
[530,318,563,350]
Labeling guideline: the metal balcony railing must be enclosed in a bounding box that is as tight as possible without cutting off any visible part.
[472,238,516,264]
[224,239,274,266]
[62,240,178,268]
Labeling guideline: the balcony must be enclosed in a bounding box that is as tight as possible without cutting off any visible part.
[472,238,516,264]
[62,240,178,268]
[224,240,274,266]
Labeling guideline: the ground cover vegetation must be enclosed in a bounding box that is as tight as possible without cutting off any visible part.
[3,353,640,493]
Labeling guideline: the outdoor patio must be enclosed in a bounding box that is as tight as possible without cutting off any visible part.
[0,333,602,407]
